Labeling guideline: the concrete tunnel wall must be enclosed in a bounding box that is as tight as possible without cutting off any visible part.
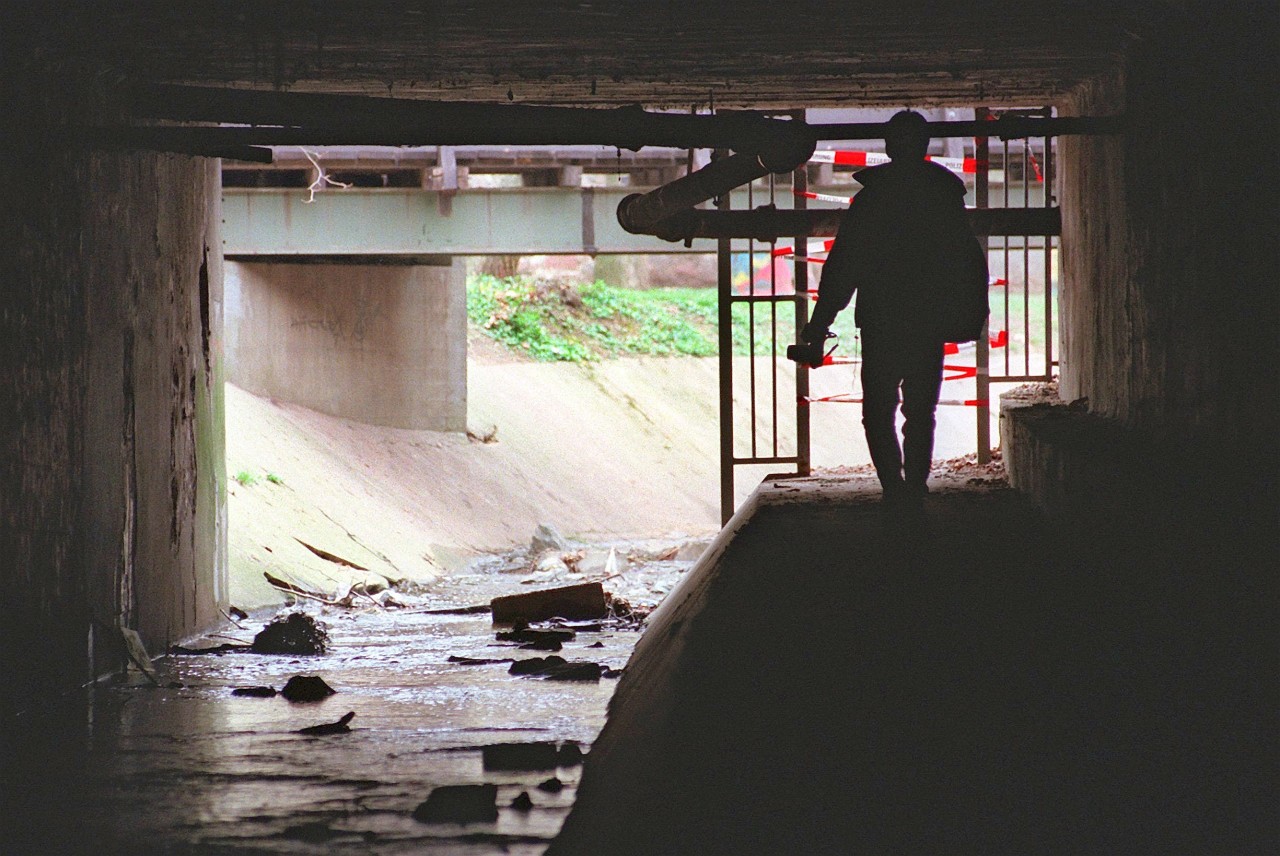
[1053,10,1275,476]
[0,77,227,713]
[224,259,467,432]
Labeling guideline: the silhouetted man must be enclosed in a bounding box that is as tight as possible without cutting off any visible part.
[799,110,988,509]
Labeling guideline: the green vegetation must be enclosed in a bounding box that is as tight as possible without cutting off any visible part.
[266,473,285,485]
[468,275,812,361]
[466,274,1054,368]
[233,470,258,487]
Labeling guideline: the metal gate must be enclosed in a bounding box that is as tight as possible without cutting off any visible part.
[717,108,1060,520]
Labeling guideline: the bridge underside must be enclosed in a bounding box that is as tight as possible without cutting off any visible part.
[1,2,1274,850]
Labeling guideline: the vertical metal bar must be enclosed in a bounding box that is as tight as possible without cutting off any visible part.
[974,109,991,464]
[1003,137,1011,377]
[748,181,757,459]
[793,115,811,475]
[1044,132,1054,377]
[1023,135,1031,377]
[716,149,735,524]
[769,173,778,459]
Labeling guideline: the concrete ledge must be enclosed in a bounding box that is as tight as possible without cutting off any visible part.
[1000,387,1273,531]
[549,470,1273,855]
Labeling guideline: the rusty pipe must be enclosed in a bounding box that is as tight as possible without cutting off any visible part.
[617,132,815,234]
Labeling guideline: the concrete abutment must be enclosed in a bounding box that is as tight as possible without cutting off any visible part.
[225,258,467,431]
[1,74,227,713]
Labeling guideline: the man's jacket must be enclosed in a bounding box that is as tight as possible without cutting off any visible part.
[809,159,989,342]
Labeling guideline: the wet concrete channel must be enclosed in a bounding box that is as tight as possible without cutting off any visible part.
[3,544,698,855]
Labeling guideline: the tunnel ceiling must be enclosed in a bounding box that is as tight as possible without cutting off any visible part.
[22,1,1167,110]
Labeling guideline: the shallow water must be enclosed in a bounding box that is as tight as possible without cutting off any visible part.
[4,561,685,855]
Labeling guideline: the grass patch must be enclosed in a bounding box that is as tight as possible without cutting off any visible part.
[467,274,1052,366]
[468,275,719,361]
[233,470,258,487]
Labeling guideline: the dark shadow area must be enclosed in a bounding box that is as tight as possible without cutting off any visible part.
[552,480,1276,854]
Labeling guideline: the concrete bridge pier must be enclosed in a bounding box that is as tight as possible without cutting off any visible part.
[224,257,467,431]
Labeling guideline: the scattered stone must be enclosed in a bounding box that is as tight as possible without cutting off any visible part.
[536,777,564,793]
[541,662,603,682]
[232,685,277,697]
[228,606,249,620]
[280,675,336,702]
[675,539,712,562]
[482,742,560,771]
[587,641,605,648]
[561,550,585,573]
[412,784,499,824]
[509,656,566,676]
[352,579,388,596]
[376,591,406,608]
[533,554,570,576]
[530,523,569,554]
[496,628,575,645]
[447,655,514,666]
[251,613,329,655]
[606,595,651,623]
[557,742,585,767]
[508,656,602,681]
[511,791,534,811]
[467,423,499,444]
[602,667,624,679]
[491,582,608,624]
[297,711,354,736]
[520,637,563,652]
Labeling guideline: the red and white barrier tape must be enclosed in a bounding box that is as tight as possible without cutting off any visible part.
[802,394,989,407]
[809,150,985,175]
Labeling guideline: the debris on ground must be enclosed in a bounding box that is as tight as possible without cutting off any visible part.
[491,581,607,624]
[263,572,355,608]
[228,606,249,620]
[232,685,278,697]
[119,627,162,686]
[482,742,561,771]
[412,784,499,824]
[510,791,534,811]
[530,523,569,555]
[416,603,492,616]
[495,626,574,651]
[251,612,330,655]
[536,777,564,793]
[170,641,251,655]
[606,594,651,624]
[508,657,603,682]
[296,711,354,736]
[447,655,515,666]
[509,656,567,676]
[294,538,370,571]
[280,675,336,702]
[558,742,584,767]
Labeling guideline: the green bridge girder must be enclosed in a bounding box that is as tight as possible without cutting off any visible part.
[221,186,742,256]
[222,184,1052,257]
